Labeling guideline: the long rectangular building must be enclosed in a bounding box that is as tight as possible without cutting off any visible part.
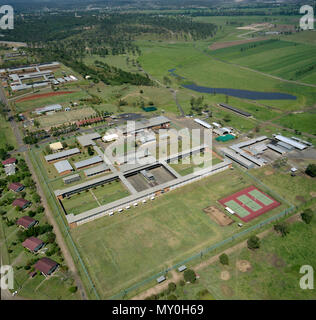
[45,148,80,163]
[84,163,110,177]
[118,116,171,135]
[274,135,307,150]
[194,118,212,129]
[74,156,103,170]
[219,103,251,117]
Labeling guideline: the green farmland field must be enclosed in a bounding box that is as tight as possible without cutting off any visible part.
[210,39,316,84]
[138,41,316,112]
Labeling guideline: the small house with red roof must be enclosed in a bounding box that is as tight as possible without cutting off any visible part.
[22,237,44,253]
[2,157,16,166]
[8,182,25,192]
[35,258,59,277]
[16,216,38,229]
[12,198,31,209]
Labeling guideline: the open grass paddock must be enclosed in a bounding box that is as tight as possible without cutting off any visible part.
[70,168,288,298]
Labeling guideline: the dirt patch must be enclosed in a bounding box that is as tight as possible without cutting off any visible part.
[16,91,75,102]
[266,253,286,269]
[221,284,234,297]
[203,206,234,226]
[295,195,306,203]
[209,37,267,51]
[236,260,252,272]
[310,192,316,198]
[264,170,274,176]
[237,23,273,31]
[220,270,230,281]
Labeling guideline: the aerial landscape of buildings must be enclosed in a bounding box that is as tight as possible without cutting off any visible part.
[0,0,315,307]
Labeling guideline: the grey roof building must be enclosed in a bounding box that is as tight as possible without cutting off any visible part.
[44,148,80,162]
[35,104,62,115]
[63,174,81,184]
[54,160,73,174]
[74,156,103,170]
[274,135,307,150]
[118,116,170,135]
[84,163,110,177]
[77,133,101,147]
[219,103,252,117]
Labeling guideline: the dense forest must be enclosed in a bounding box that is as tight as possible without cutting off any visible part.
[1,12,217,86]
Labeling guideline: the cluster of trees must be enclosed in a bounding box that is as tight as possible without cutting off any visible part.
[0,143,14,160]
[23,129,49,145]
[50,123,78,137]
[305,164,316,178]
[189,96,209,115]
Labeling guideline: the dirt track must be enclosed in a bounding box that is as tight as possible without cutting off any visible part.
[209,37,267,51]
[16,91,75,102]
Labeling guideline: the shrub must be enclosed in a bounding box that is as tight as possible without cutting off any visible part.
[301,209,314,224]
[168,282,176,292]
[184,269,196,283]
[167,294,177,300]
[179,280,185,287]
[69,286,78,293]
[28,211,36,217]
[274,223,290,237]
[247,235,260,250]
[219,253,229,265]
[305,164,316,177]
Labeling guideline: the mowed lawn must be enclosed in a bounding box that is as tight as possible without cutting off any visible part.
[62,180,130,215]
[62,191,98,215]
[71,169,287,299]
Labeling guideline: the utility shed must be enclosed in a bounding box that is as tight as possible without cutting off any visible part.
[140,169,155,181]
[63,174,81,184]
[49,142,63,151]
[157,276,166,284]
[178,265,187,272]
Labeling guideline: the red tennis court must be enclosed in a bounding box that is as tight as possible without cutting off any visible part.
[219,186,280,222]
